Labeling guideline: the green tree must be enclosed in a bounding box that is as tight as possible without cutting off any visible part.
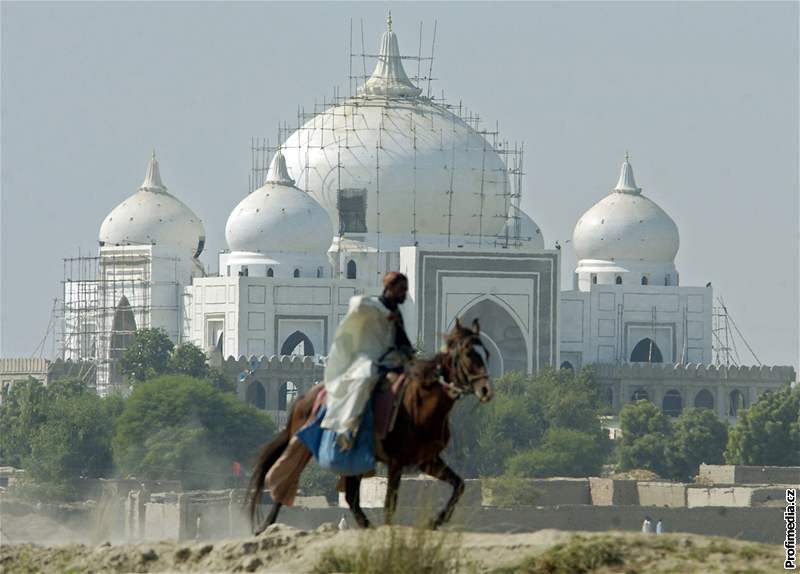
[447,368,610,478]
[112,375,275,489]
[505,427,607,478]
[119,328,174,381]
[25,390,124,495]
[0,378,48,467]
[725,385,800,466]
[617,400,672,477]
[168,342,210,379]
[666,408,728,481]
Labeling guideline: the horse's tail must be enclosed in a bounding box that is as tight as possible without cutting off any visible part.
[247,419,292,527]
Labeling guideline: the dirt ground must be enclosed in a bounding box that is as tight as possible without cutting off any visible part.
[0,522,785,573]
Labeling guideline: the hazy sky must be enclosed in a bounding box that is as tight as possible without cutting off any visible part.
[1,2,798,368]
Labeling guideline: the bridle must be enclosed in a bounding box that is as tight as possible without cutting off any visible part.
[437,334,490,400]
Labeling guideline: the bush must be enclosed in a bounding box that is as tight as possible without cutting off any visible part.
[312,527,467,574]
[617,401,672,477]
[482,475,543,506]
[506,427,608,478]
[112,375,275,489]
[725,385,800,466]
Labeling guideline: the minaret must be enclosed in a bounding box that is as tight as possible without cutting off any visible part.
[614,152,642,194]
[359,13,422,98]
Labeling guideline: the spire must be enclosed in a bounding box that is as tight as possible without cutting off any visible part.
[140,150,166,192]
[264,149,295,186]
[614,152,641,194]
[359,14,422,98]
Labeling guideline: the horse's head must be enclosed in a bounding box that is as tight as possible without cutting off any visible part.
[444,318,494,402]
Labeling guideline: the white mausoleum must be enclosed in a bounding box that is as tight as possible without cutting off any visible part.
[55,16,791,419]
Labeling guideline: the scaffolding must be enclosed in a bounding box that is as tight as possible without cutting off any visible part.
[246,18,527,263]
[712,296,762,367]
[57,250,182,394]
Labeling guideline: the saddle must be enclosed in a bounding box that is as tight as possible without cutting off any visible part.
[373,372,408,441]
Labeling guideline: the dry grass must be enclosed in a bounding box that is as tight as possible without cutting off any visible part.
[312,525,472,574]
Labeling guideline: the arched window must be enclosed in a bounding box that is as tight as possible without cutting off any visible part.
[591,274,598,284]
[615,275,622,285]
[729,390,746,417]
[641,276,648,285]
[346,259,357,279]
[278,381,298,411]
[281,331,315,356]
[246,380,266,410]
[267,268,274,278]
[559,361,574,373]
[293,268,300,278]
[605,387,614,407]
[631,388,649,402]
[662,389,683,417]
[630,338,663,363]
[694,389,714,410]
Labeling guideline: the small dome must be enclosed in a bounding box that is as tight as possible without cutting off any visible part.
[225,151,333,255]
[573,155,679,265]
[99,152,205,258]
[502,205,545,249]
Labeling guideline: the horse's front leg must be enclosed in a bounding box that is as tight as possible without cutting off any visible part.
[344,475,371,528]
[383,463,403,525]
[419,456,464,530]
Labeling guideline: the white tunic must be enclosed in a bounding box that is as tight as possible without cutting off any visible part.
[321,296,394,436]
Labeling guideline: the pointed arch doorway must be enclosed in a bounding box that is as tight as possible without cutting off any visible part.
[459,298,528,377]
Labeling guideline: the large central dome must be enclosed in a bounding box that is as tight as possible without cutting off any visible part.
[281,18,509,249]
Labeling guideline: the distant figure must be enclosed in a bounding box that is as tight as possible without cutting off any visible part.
[642,516,653,534]
[656,518,664,535]
[338,516,349,531]
[195,513,203,539]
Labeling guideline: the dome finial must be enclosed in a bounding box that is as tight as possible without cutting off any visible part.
[359,15,422,98]
[265,149,295,186]
[141,150,166,191]
[614,152,641,194]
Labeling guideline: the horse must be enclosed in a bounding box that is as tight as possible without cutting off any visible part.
[247,317,493,533]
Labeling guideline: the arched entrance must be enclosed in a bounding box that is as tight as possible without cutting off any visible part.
[279,381,298,411]
[729,390,746,417]
[630,338,663,363]
[694,389,714,410]
[110,295,136,359]
[662,389,683,417]
[281,331,315,356]
[246,380,266,410]
[560,361,575,373]
[460,298,527,376]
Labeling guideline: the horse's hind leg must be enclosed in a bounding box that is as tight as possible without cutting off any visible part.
[420,456,464,530]
[255,503,283,535]
[383,463,403,525]
[345,475,371,528]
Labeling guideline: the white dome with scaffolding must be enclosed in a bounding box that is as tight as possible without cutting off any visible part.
[280,16,513,250]
[98,152,205,258]
[502,205,545,249]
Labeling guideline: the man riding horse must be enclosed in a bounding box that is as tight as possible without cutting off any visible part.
[248,271,493,531]
[321,271,414,444]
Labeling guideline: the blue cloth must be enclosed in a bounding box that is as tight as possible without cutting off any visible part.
[296,400,375,476]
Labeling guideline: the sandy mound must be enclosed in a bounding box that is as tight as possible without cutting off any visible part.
[0,523,784,573]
